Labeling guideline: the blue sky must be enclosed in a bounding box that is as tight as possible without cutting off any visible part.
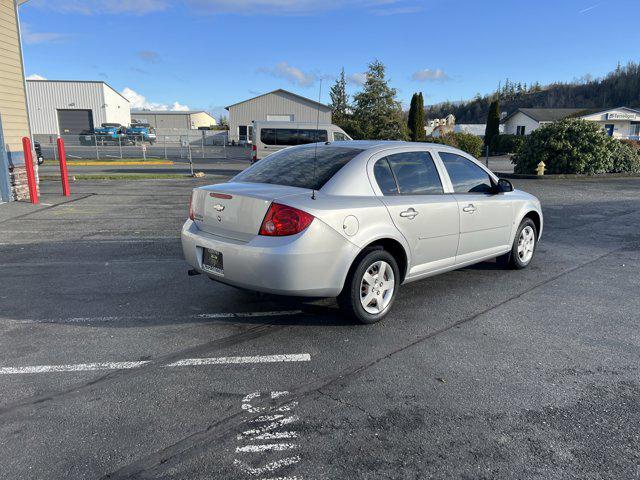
[19,0,640,119]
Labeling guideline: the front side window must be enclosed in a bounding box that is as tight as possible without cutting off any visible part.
[516,125,526,136]
[333,132,348,141]
[439,152,493,194]
[384,151,443,195]
[233,145,363,190]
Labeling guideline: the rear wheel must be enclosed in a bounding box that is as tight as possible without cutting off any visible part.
[498,218,537,269]
[338,249,399,324]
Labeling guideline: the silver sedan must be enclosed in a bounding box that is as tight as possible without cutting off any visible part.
[182,141,543,323]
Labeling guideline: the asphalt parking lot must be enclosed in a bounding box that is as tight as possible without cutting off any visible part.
[0,173,639,479]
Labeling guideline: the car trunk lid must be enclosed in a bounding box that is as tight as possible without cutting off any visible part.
[192,182,311,242]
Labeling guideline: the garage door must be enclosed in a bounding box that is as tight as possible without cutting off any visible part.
[57,109,94,135]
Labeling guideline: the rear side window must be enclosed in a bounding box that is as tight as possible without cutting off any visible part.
[373,158,399,195]
[261,128,276,145]
[383,151,443,195]
[260,128,327,146]
[298,129,328,144]
[439,152,493,193]
[233,146,364,190]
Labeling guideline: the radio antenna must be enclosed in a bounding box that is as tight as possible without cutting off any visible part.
[311,79,322,200]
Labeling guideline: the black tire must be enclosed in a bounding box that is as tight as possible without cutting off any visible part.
[497,218,537,269]
[338,249,400,324]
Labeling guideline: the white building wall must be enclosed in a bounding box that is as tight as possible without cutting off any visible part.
[228,91,331,142]
[503,112,541,135]
[102,84,131,127]
[579,108,640,139]
[26,81,131,135]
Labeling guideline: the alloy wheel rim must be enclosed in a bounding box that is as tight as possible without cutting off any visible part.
[517,225,535,264]
[360,260,395,315]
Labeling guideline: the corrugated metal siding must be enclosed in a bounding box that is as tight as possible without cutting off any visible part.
[0,0,30,154]
[102,84,131,127]
[228,91,331,141]
[26,81,108,134]
[190,111,217,128]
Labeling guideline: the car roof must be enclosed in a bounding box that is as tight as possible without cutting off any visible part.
[324,140,462,154]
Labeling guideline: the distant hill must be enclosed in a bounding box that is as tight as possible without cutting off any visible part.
[425,62,640,124]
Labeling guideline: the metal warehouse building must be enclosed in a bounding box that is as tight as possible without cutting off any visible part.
[26,80,131,138]
[130,110,217,132]
[226,89,331,143]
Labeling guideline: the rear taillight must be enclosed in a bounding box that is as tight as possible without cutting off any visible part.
[189,191,195,220]
[252,144,257,161]
[259,203,314,236]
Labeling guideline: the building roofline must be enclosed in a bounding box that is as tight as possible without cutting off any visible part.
[131,110,212,115]
[577,106,640,118]
[502,108,589,124]
[26,79,130,104]
[225,88,330,111]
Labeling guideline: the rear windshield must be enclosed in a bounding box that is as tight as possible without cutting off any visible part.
[232,145,363,190]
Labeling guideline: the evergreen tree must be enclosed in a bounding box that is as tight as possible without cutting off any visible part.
[484,98,501,150]
[329,68,350,129]
[352,60,408,140]
[416,92,425,141]
[407,93,418,141]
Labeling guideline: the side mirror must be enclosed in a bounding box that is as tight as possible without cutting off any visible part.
[496,178,514,193]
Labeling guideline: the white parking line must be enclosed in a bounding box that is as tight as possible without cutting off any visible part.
[0,361,150,375]
[0,354,311,375]
[165,354,311,367]
[236,443,298,453]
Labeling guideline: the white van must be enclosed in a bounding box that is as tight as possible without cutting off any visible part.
[251,121,352,161]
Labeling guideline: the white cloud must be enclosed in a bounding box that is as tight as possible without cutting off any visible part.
[257,62,317,87]
[121,87,190,111]
[30,0,420,16]
[411,69,449,82]
[21,23,71,45]
[26,74,47,80]
[347,72,368,86]
[30,0,170,14]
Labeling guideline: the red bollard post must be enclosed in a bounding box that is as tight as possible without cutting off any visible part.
[56,138,70,196]
[21,137,38,204]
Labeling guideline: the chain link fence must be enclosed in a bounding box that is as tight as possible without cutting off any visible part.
[34,130,230,161]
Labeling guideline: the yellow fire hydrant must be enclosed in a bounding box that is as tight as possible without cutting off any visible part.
[536,161,546,176]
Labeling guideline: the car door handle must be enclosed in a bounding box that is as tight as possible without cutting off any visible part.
[400,208,419,219]
[462,204,476,213]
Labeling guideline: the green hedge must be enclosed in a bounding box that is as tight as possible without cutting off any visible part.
[513,119,640,174]
[428,132,484,158]
[490,134,525,155]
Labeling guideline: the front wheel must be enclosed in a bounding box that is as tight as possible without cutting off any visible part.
[498,218,537,269]
[338,249,399,324]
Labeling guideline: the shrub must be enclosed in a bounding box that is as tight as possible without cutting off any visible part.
[428,132,484,158]
[611,139,640,173]
[490,134,525,155]
[513,119,616,174]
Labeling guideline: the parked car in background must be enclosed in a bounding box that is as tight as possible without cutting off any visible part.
[126,123,157,144]
[182,141,543,323]
[251,121,351,162]
[94,123,127,145]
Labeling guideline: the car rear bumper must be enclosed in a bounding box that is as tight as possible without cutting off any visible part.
[181,219,359,297]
